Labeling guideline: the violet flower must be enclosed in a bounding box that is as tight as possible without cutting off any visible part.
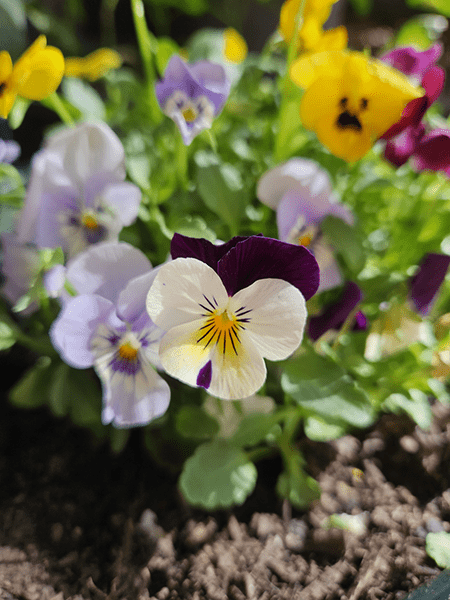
[380,44,442,80]
[155,55,230,145]
[410,253,450,316]
[146,233,319,400]
[257,159,354,292]
[0,139,20,164]
[0,232,40,314]
[16,122,141,258]
[50,242,170,427]
[308,282,366,341]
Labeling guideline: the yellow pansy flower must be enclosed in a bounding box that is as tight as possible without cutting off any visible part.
[64,48,122,81]
[0,35,65,118]
[290,50,424,162]
[223,28,248,64]
[279,0,347,52]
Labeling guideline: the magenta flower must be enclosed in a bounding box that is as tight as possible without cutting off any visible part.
[50,242,170,427]
[380,44,442,79]
[155,55,230,145]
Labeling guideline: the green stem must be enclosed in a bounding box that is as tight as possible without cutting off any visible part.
[274,0,307,163]
[129,0,161,123]
[100,0,119,46]
[206,129,218,156]
[331,304,362,350]
[46,92,75,126]
[176,131,189,189]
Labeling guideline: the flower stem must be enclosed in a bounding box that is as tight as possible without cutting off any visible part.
[274,0,307,163]
[176,130,189,189]
[129,0,162,123]
[46,92,75,126]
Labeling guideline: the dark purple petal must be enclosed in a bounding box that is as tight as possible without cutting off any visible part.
[380,44,442,77]
[384,124,425,167]
[307,282,364,341]
[410,253,450,316]
[155,55,230,115]
[218,236,320,299]
[412,128,450,173]
[170,233,259,271]
[197,360,212,389]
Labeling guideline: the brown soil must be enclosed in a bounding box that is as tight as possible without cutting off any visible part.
[1,353,450,600]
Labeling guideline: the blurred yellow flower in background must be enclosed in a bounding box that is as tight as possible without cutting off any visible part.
[223,28,248,64]
[0,35,65,118]
[290,50,423,162]
[279,0,347,53]
[64,48,122,81]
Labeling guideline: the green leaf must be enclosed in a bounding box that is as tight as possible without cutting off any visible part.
[0,0,26,60]
[155,37,179,75]
[426,532,450,568]
[303,415,346,441]
[62,78,106,120]
[276,456,321,508]
[0,321,16,350]
[179,440,258,509]
[196,163,248,236]
[49,362,72,417]
[406,0,450,16]
[8,97,31,130]
[230,413,280,447]
[281,351,374,429]
[321,214,365,275]
[348,0,372,14]
[9,356,54,408]
[383,391,432,430]
[109,428,131,453]
[175,405,219,440]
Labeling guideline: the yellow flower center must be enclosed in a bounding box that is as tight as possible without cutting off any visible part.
[197,309,244,356]
[298,233,313,247]
[182,106,197,123]
[81,213,100,230]
[118,342,139,362]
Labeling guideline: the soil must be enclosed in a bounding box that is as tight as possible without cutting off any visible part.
[1,346,450,600]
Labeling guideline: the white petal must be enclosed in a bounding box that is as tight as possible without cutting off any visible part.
[229,278,307,361]
[158,319,267,400]
[313,240,342,292]
[99,182,141,226]
[146,257,228,331]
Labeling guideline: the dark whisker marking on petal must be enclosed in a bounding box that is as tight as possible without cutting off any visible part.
[198,318,215,331]
[203,329,218,349]
[229,325,241,345]
[223,334,227,355]
[228,330,238,355]
[212,296,218,306]
[198,302,213,314]
[203,295,216,310]
[216,330,222,347]
[236,318,250,325]
[197,325,215,343]
[235,307,252,316]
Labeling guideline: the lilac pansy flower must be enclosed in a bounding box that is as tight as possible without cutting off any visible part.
[380,44,442,81]
[155,55,230,145]
[16,122,141,258]
[0,139,20,164]
[410,253,450,316]
[0,232,40,314]
[257,159,354,292]
[307,282,367,341]
[146,233,319,400]
[50,242,170,427]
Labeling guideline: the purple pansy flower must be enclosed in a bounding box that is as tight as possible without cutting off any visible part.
[380,44,442,80]
[50,242,170,427]
[308,282,367,341]
[0,139,20,164]
[410,253,450,316]
[146,233,319,400]
[256,159,354,292]
[155,55,230,145]
[16,122,141,258]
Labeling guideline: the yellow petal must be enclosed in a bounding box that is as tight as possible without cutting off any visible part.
[310,26,348,52]
[12,43,65,100]
[223,28,248,64]
[65,48,122,81]
[279,0,338,46]
[0,89,16,119]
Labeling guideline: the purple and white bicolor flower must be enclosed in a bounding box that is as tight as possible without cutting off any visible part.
[16,122,141,258]
[0,139,20,164]
[50,242,170,427]
[155,55,230,145]
[257,159,354,293]
[410,253,450,316]
[146,233,319,400]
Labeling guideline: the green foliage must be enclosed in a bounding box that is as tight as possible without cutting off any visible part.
[179,440,258,509]
[426,532,450,568]
[175,405,220,440]
[406,0,450,17]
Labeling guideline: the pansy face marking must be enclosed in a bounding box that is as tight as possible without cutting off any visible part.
[164,91,215,138]
[336,96,368,132]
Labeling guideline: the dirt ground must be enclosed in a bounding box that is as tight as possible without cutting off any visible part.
[1,344,450,600]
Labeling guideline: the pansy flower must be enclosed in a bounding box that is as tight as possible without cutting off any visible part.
[155,55,230,146]
[0,138,20,164]
[410,253,450,317]
[16,122,141,258]
[289,50,423,162]
[279,0,347,53]
[146,234,319,400]
[0,232,40,314]
[380,44,442,81]
[0,35,65,118]
[257,158,353,292]
[50,242,170,427]
[64,48,122,81]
